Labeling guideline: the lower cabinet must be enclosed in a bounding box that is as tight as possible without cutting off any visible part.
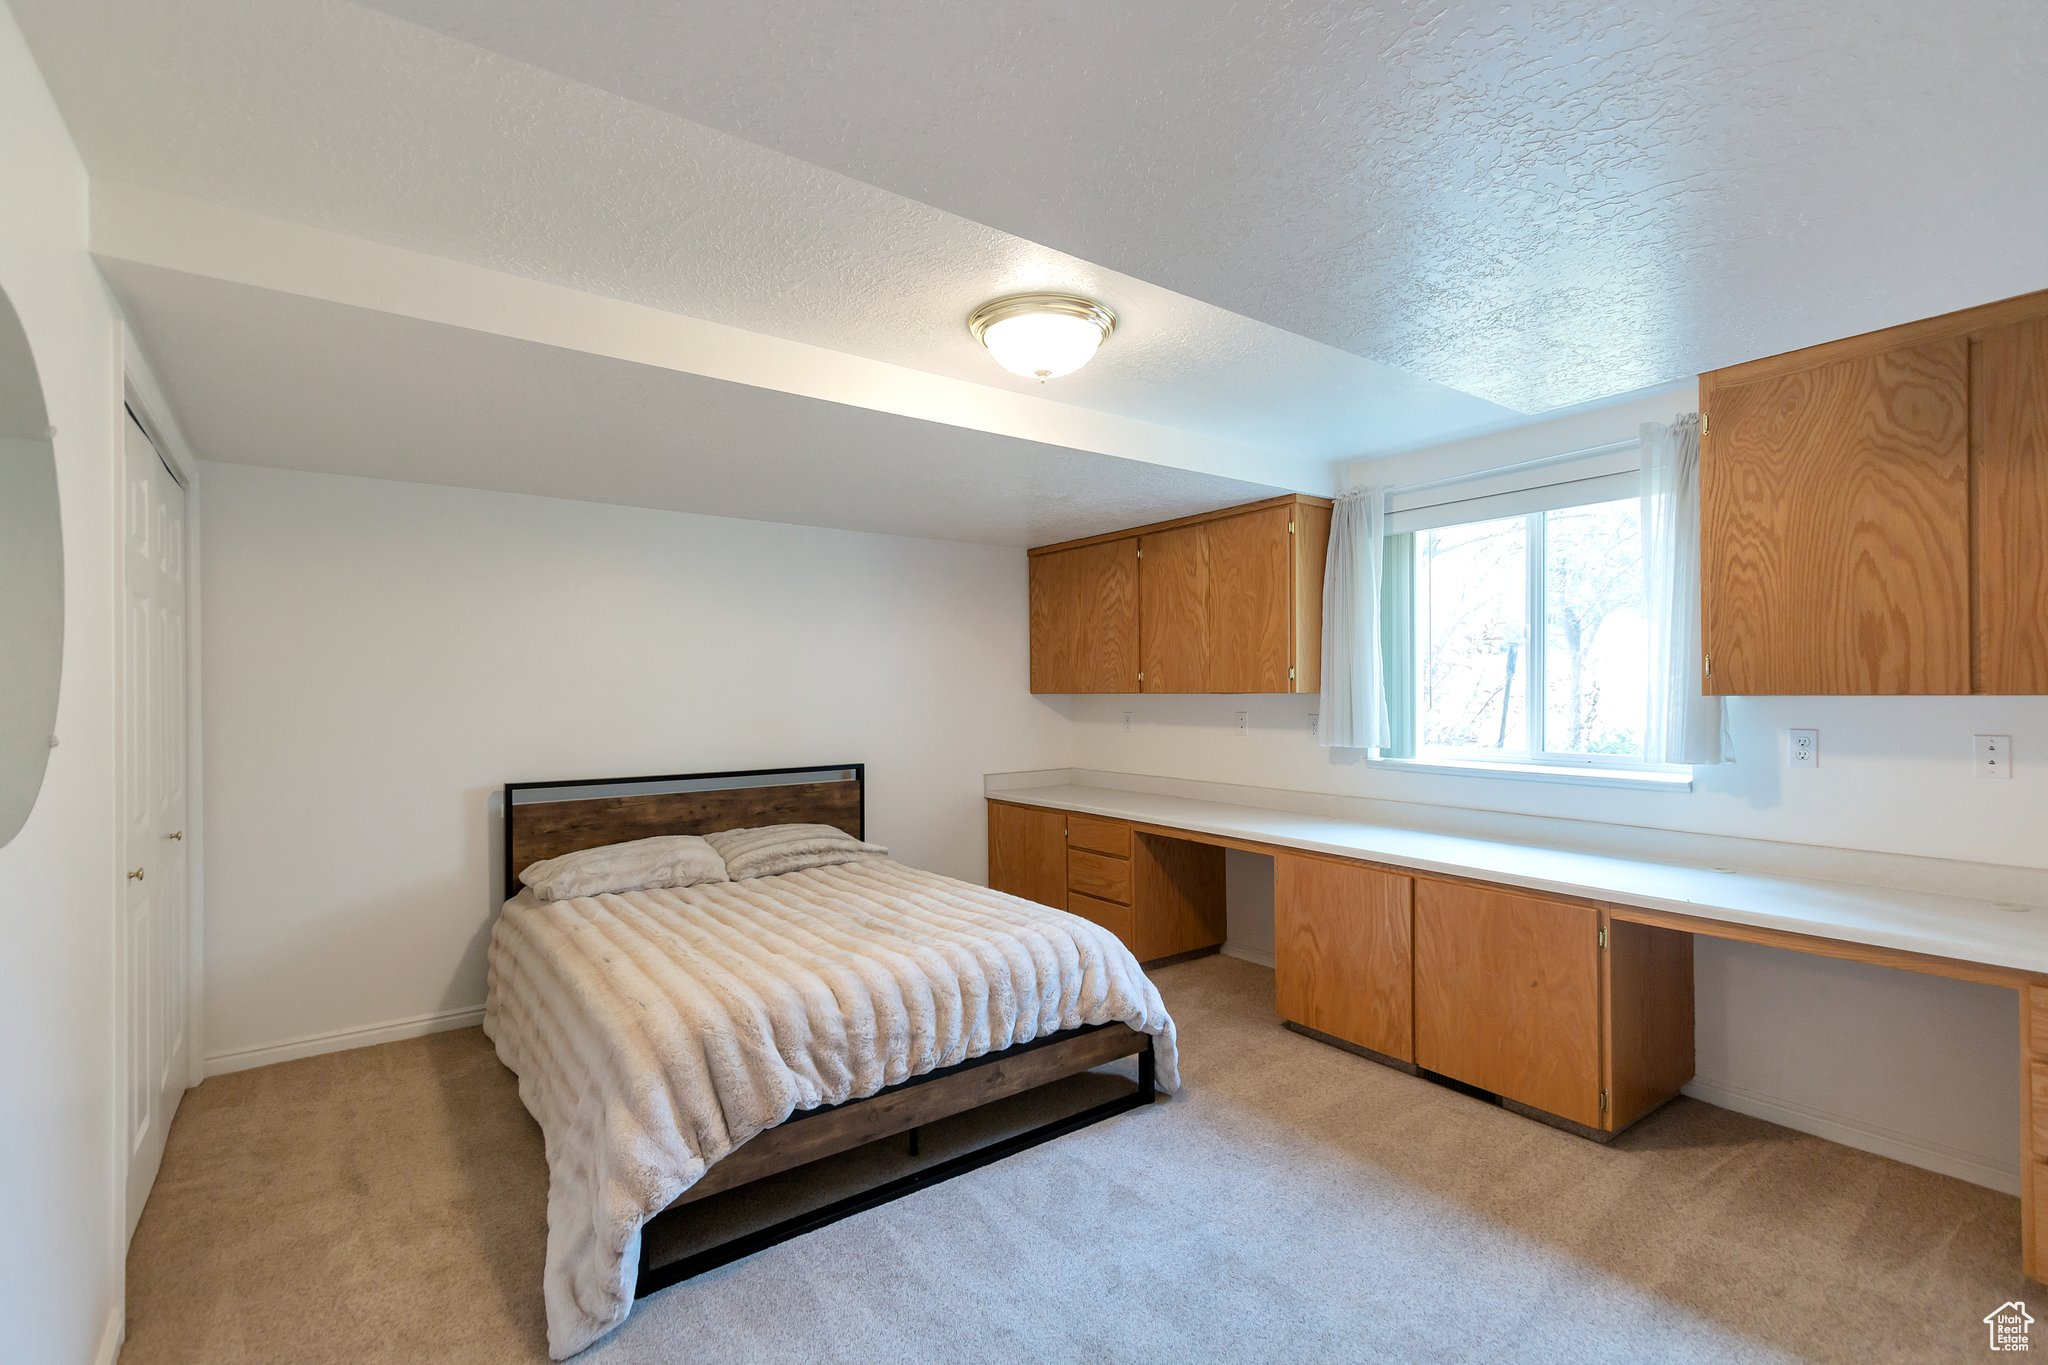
[996,801,1695,1137]
[1273,854,1414,1062]
[1411,879,1694,1133]
[985,802,1225,965]
[1413,880,1606,1127]
[986,801,1066,910]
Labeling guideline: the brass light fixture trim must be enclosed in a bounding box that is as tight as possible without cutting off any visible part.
[967,293,1119,380]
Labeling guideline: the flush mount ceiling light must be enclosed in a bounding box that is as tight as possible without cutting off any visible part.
[967,293,1118,382]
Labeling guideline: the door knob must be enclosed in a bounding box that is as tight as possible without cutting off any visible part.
[128,868,145,881]
[167,831,183,841]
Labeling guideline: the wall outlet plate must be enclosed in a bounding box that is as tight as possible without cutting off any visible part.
[1976,734,2013,779]
[1308,712,1319,738]
[1788,728,1818,769]
[1235,710,1248,735]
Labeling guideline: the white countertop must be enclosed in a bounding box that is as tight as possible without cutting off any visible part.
[990,780,2048,980]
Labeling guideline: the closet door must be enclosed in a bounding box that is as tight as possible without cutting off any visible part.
[1700,338,1970,694]
[121,413,191,1235]
[1972,316,2048,693]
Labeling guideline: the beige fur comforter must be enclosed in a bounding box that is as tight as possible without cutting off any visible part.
[484,857,1181,1358]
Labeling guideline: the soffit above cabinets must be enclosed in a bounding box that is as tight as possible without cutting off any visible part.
[13,0,1510,481]
[363,0,2048,412]
[15,0,2046,538]
[98,259,1292,548]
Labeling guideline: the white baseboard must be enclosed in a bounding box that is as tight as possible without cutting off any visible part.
[202,1003,485,1077]
[1683,1076,2021,1195]
[1220,942,1275,969]
[94,1302,122,1365]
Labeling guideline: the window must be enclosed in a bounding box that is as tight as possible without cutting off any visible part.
[1377,444,1675,776]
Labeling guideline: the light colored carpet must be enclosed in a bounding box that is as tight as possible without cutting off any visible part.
[124,956,2026,1364]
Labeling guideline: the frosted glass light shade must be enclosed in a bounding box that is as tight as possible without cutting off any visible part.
[968,294,1117,382]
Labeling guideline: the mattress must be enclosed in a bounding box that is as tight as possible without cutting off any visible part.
[484,856,1180,1358]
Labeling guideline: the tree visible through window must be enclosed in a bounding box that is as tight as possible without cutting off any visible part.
[1404,496,1646,765]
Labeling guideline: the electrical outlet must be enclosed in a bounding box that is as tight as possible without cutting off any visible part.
[1976,734,2013,779]
[1235,710,1248,736]
[1308,712,1319,738]
[1121,710,1133,734]
[1788,728,1818,769]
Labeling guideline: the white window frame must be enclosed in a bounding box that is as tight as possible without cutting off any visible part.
[1371,439,1692,789]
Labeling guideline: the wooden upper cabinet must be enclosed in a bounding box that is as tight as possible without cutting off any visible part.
[1701,338,1971,695]
[1700,287,2048,696]
[1028,539,1138,694]
[1139,521,1209,692]
[1291,501,1332,694]
[1031,494,1331,694]
[1973,316,2048,694]
[1207,506,1295,692]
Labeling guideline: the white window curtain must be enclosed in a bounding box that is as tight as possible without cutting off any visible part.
[1641,414,1726,765]
[1319,487,1389,750]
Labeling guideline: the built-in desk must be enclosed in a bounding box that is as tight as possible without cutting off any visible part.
[985,774,2048,1280]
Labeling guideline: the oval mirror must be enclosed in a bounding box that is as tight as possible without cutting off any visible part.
[0,285,63,847]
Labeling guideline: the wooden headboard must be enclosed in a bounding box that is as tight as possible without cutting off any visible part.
[502,764,864,896]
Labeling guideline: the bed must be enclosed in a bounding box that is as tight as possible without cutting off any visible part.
[487,764,1181,1358]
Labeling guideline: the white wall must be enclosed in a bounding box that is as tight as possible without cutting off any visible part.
[1071,386,2048,1192]
[198,462,1074,1066]
[0,5,127,1361]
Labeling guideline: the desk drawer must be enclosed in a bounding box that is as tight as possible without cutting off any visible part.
[1066,891,1136,947]
[1066,813,1131,858]
[1068,848,1132,904]
[2031,987,2048,1057]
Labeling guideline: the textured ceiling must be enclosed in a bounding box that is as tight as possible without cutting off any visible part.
[17,0,2044,540]
[100,261,1287,547]
[361,0,2048,412]
[12,0,1510,463]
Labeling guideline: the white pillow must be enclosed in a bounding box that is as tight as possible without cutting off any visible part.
[519,834,729,902]
[704,823,888,881]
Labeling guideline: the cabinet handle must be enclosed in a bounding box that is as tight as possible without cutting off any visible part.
[128,868,145,881]
[166,830,183,841]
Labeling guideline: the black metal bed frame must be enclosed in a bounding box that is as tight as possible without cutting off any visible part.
[634,1029,1157,1298]
[497,763,1160,1300]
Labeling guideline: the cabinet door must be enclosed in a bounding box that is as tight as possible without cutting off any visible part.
[1029,540,1138,693]
[1274,854,1413,1061]
[1290,502,1332,694]
[1701,338,1969,694]
[986,803,1066,909]
[1972,317,2048,694]
[1139,522,1208,692]
[1413,880,1602,1127]
[1206,506,1295,693]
